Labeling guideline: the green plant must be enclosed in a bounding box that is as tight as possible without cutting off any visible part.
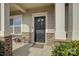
[0,41,4,56]
[51,41,79,56]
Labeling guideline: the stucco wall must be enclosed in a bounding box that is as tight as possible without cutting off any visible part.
[22,13,32,32]
[10,5,69,34]
[21,5,55,33]
[10,5,55,34]
[0,4,69,37]
[9,5,55,45]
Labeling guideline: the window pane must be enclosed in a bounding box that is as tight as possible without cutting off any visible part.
[14,17,21,26]
[13,16,21,34]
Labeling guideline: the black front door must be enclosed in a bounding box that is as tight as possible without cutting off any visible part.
[34,16,45,43]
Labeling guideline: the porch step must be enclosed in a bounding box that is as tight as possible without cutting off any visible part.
[32,43,44,48]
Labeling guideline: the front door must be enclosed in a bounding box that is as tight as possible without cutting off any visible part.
[34,16,45,43]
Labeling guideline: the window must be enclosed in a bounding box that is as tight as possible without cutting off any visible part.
[14,17,21,34]
[10,15,22,34]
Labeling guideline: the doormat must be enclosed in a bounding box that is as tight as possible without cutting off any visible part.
[32,43,44,48]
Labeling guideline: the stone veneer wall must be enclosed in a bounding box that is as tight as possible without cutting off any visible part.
[0,35,12,56]
[22,32,55,46]
[46,33,55,46]
[11,32,55,46]
[4,35,12,56]
[22,32,32,43]
[0,33,54,56]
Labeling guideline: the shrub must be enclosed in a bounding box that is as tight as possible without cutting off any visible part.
[51,41,79,56]
[0,41,4,56]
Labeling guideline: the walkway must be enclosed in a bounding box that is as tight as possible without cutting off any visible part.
[12,42,52,56]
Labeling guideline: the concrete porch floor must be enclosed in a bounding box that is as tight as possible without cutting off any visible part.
[12,42,52,56]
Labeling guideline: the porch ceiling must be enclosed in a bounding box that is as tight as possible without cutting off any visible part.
[10,3,53,15]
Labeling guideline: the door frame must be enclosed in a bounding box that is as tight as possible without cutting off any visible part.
[32,12,48,44]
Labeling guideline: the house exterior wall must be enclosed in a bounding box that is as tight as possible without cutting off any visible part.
[0,4,69,45]
[22,5,55,45]
[0,3,79,55]
[9,5,69,45]
[22,5,55,33]
[10,5,55,45]
[10,5,68,45]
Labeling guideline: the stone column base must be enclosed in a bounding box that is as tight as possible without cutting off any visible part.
[46,33,55,46]
[55,32,66,40]
[72,32,79,40]
[4,35,12,56]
